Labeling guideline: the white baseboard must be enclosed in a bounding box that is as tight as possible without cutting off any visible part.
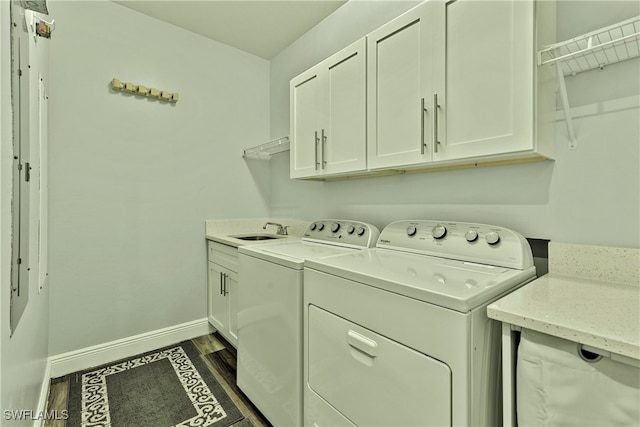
[50,318,214,378]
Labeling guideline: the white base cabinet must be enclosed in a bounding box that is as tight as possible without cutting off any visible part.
[207,241,238,347]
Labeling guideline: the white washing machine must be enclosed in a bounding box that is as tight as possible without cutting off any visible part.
[237,219,380,427]
[303,220,536,427]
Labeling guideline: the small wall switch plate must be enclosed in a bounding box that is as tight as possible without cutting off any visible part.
[170,93,179,103]
[137,85,148,95]
[160,91,171,100]
[149,88,160,98]
[124,82,137,93]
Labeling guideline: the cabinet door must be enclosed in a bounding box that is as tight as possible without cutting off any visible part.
[432,0,535,160]
[226,269,239,347]
[290,65,322,178]
[208,262,228,334]
[322,38,367,175]
[367,2,434,170]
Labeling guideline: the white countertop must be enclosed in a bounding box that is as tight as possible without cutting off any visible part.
[488,242,640,360]
[205,218,311,248]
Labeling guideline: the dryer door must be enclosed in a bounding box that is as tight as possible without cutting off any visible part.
[307,305,452,426]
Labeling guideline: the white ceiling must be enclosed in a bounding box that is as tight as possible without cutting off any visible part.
[112,0,348,60]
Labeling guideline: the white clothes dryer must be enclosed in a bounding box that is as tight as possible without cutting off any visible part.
[303,220,536,427]
[237,220,380,427]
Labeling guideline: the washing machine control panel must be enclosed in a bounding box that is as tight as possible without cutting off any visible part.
[303,220,380,248]
[378,220,533,270]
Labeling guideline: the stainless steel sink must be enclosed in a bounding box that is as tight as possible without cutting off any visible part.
[230,234,285,241]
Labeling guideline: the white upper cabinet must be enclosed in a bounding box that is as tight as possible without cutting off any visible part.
[367,2,434,170]
[289,0,555,179]
[432,0,554,162]
[290,38,367,179]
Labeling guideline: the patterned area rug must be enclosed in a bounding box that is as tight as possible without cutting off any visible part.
[67,341,245,427]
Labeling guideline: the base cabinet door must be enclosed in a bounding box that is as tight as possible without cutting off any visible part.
[433,0,540,161]
[208,262,228,333]
[207,262,238,347]
[226,270,238,345]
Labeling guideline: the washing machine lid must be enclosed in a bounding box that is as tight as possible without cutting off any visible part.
[239,241,360,270]
[305,248,536,312]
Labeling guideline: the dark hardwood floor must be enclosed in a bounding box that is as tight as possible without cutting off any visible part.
[44,333,271,427]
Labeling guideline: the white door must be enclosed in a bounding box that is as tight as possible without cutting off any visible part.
[207,262,228,333]
[367,2,434,170]
[433,0,535,160]
[322,38,367,175]
[290,65,322,178]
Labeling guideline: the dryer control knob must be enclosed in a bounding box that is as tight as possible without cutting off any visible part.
[317,223,325,231]
[347,225,356,234]
[356,226,366,236]
[465,230,479,242]
[331,222,341,233]
[432,225,447,239]
[486,231,500,245]
[406,225,417,237]
[309,223,317,231]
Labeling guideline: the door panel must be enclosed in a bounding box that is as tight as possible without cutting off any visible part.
[434,0,534,160]
[308,305,452,426]
[367,3,433,169]
[208,262,227,332]
[324,39,366,174]
[290,68,321,178]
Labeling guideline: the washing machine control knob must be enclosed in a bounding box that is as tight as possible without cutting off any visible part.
[331,222,341,233]
[317,223,325,231]
[347,225,355,234]
[465,229,478,242]
[406,225,417,237]
[432,225,447,239]
[486,231,500,245]
[309,223,317,231]
[356,226,366,236]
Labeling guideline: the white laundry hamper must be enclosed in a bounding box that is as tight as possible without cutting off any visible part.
[516,328,640,426]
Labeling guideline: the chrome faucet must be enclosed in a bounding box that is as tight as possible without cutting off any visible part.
[263,222,289,235]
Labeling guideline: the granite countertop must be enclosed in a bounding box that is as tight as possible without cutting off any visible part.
[488,242,640,360]
[205,218,312,248]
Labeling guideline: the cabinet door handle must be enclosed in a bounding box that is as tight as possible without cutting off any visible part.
[321,129,326,169]
[420,98,428,155]
[314,131,319,170]
[433,94,440,153]
[219,272,223,295]
[223,274,228,296]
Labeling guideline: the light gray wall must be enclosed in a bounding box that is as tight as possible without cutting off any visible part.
[47,0,271,355]
[1,2,51,422]
[269,0,640,248]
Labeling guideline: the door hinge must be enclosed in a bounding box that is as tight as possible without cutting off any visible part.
[17,258,22,265]
[18,69,22,77]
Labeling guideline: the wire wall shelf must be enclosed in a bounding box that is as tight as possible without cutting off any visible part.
[538,16,640,76]
[243,136,290,160]
[538,16,640,150]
